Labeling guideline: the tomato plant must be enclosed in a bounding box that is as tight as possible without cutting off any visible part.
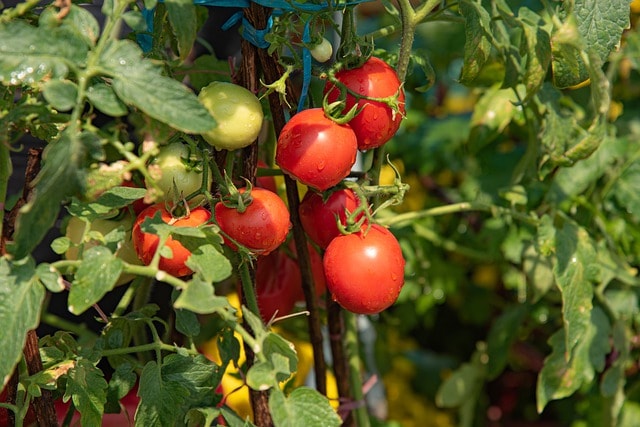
[132,203,211,277]
[324,57,405,151]
[323,224,405,315]
[2,0,639,426]
[198,81,264,151]
[276,107,357,191]
[299,187,367,249]
[214,187,290,255]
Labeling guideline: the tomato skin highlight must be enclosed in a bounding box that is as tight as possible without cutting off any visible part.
[298,188,366,249]
[323,224,405,314]
[276,108,357,191]
[324,57,405,151]
[214,188,291,255]
[132,203,211,277]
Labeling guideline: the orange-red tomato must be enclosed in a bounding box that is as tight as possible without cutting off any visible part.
[132,203,211,277]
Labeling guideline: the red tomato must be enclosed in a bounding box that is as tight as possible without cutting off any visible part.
[288,240,327,303]
[132,203,211,277]
[254,249,298,322]
[256,160,278,194]
[275,108,357,191]
[324,57,405,151]
[253,240,326,322]
[323,224,405,314]
[298,188,368,249]
[214,188,290,255]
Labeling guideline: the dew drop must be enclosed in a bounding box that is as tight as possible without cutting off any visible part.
[317,160,326,171]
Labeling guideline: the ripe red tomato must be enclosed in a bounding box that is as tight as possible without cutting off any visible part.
[324,57,405,151]
[298,188,367,249]
[256,160,278,194]
[254,248,298,322]
[276,108,357,191]
[132,203,211,277]
[253,240,326,322]
[214,187,290,255]
[323,224,405,314]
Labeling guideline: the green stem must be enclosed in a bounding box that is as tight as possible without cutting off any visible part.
[378,201,540,227]
[0,140,11,244]
[344,311,369,427]
[100,341,196,357]
[238,254,261,319]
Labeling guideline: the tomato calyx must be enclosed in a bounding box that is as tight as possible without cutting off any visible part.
[217,173,254,214]
[260,65,294,110]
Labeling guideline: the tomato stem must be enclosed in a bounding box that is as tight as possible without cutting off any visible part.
[238,254,261,320]
[344,311,370,427]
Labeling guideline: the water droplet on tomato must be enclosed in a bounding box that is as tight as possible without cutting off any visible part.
[317,161,326,171]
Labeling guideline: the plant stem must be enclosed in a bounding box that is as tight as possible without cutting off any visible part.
[378,201,540,227]
[344,311,369,427]
[0,140,11,248]
[238,254,260,318]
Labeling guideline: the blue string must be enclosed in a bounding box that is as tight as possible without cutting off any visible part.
[138,0,374,112]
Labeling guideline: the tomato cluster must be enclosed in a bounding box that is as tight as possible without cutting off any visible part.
[64,67,406,317]
[274,57,407,315]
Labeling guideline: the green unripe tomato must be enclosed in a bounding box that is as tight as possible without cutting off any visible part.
[65,212,142,286]
[146,142,212,204]
[198,81,264,150]
[310,37,333,63]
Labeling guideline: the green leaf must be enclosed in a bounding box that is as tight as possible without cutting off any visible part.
[166,0,197,61]
[174,276,234,314]
[467,85,519,152]
[64,358,109,426]
[135,361,190,427]
[522,243,555,303]
[536,307,611,412]
[514,8,551,97]
[68,246,123,315]
[486,304,530,379]
[105,362,137,414]
[99,39,216,133]
[184,243,232,284]
[161,353,222,407]
[86,81,128,117]
[39,5,100,47]
[613,160,640,222]
[220,406,256,427]
[185,407,221,427]
[551,0,630,88]
[36,263,65,293]
[9,129,90,260]
[122,10,147,32]
[269,387,342,427]
[42,79,78,111]
[0,20,88,85]
[0,257,44,388]
[70,186,148,219]
[554,220,597,353]
[458,0,493,85]
[435,362,483,408]
[174,290,201,337]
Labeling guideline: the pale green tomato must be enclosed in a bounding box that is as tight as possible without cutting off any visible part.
[146,141,212,204]
[310,37,333,63]
[65,212,142,286]
[198,81,264,150]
